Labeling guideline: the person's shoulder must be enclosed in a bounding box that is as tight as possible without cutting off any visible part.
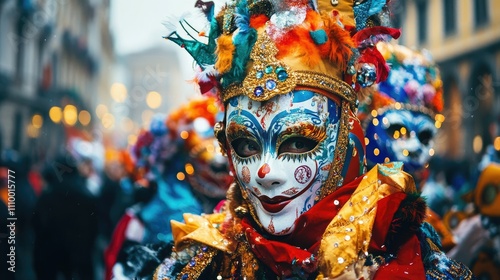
[364,162,418,194]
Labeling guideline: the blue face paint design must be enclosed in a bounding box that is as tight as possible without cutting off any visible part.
[225,90,340,235]
[365,109,437,173]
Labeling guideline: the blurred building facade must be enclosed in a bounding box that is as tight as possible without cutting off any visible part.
[0,0,114,162]
[393,0,500,163]
[104,44,198,148]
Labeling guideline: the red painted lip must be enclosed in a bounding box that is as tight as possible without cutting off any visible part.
[259,199,292,213]
[252,180,315,214]
[252,162,318,214]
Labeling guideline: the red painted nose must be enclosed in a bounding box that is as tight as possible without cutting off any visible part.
[257,163,270,178]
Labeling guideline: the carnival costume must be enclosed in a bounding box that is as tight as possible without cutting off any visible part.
[146,0,473,279]
[445,163,500,279]
[356,42,456,251]
[104,96,232,279]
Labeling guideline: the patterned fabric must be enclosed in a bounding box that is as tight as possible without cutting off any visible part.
[153,164,473,279]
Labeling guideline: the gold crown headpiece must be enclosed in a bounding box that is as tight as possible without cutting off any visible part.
[164,0,399,109]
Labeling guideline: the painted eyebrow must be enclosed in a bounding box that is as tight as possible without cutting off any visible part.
[277,121,326,141]
[226,122,255,140]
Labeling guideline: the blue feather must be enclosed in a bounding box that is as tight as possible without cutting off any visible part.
[235,0,250,34]
[368,0,386,16]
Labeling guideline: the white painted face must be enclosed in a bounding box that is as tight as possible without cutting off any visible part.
[225,90,340,235]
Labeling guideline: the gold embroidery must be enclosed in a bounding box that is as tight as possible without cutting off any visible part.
[221,31,356,110]
[317,163,414,278]
[176,246,219,280]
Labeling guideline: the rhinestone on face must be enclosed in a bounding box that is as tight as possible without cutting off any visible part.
[338,257,344,264]
[254,86,264,97]
[345,235,351,241]
[334,200,340,206]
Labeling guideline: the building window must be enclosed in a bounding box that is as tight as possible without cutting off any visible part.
[443,0,456,35]
[474,0,489,28]
[416,0,428,44]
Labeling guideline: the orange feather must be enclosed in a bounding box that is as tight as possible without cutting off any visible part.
[275,26,322,68]
[318,14,354,70]
[215,34,235,74]
[249,14,268,29]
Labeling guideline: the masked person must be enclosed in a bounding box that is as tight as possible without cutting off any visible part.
[134,0,473,279]
[104,96,232,279]
[445,163,500,279]
[357,42,456,251]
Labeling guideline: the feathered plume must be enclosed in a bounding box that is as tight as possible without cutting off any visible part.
[162,13,217,69]
[195,0,215,22]
[353,0,388,30]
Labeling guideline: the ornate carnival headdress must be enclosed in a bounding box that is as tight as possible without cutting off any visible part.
[165,0,400,109]
[358,42,444,124]
[164,0,400,194]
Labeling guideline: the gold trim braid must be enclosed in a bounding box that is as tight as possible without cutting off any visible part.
[223,70,356,106]
[320,100,351,198]
[221,30,356,108]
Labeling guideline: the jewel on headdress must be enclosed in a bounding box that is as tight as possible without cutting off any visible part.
[234,30,297,102]
[356,63,377,88]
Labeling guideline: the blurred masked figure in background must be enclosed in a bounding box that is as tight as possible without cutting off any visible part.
[357,42,456,251]
[445,163,500,278]
[105,96,232,279]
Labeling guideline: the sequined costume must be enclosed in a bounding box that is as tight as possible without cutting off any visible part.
[146,0,473,279]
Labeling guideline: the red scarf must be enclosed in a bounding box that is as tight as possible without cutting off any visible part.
[241,176,426,278]
[241,176,362,276]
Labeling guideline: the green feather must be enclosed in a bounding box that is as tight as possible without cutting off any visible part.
[221,28,257,88]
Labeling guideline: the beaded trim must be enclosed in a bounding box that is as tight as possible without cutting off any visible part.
[223,71,356,107]
[221,31,356,108]
[175,246,219,280]
[321,100,351,198]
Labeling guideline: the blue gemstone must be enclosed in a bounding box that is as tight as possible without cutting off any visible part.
[277,70,288,81]
[266,79,277,90]
[265,65,273,74]
[256,71,264,79]
[189,260,196,267]
[275,67,285,73]
[182,274,189,280]
[254,86,264,96]
[202,246,208,252]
